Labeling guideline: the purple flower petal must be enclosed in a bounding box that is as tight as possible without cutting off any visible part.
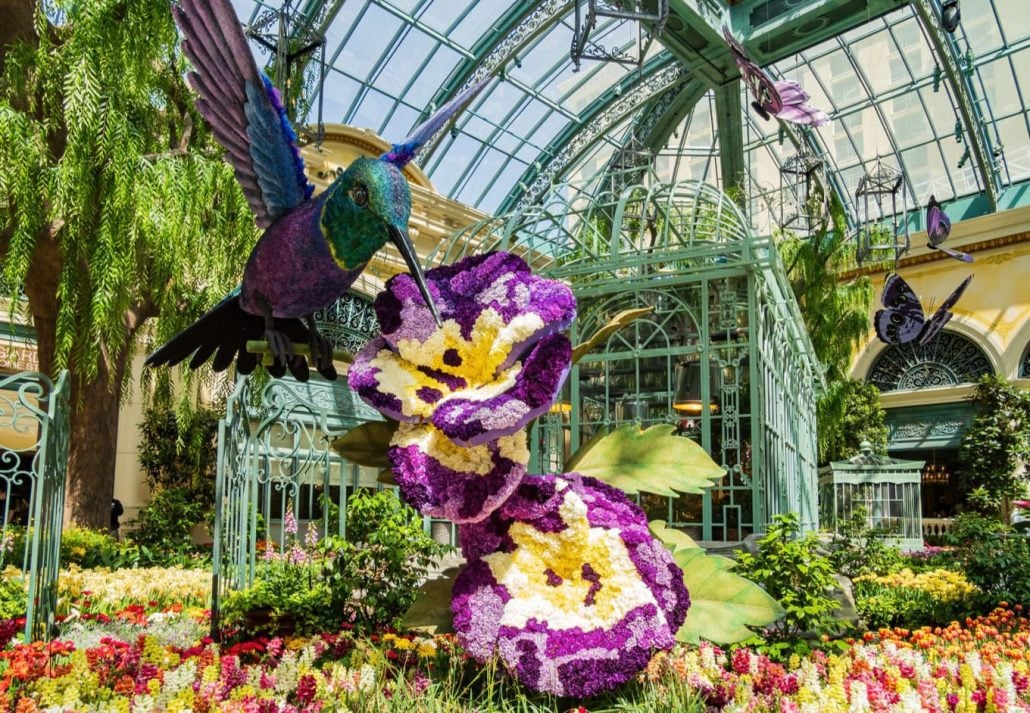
[389,424,528,523]
[452,473,689,697]
[431,334,571,446]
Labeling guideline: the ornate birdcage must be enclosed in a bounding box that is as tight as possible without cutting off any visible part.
[854,159,910,265]
[819,442,925,550]
[777,147,828,234]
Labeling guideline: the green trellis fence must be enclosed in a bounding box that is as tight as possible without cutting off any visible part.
[0,370,70,641]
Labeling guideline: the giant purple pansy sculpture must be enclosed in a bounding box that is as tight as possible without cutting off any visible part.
[348,251,575,522]
[452,473,690,698]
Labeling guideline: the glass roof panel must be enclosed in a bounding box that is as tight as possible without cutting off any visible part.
[214,0,1026,232]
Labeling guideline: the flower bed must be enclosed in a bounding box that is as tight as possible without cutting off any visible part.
[0,606,1028,711]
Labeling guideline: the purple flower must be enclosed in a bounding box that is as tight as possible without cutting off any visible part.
[452,473,690,698]
[348,252,576,448]
[388,423,528,523]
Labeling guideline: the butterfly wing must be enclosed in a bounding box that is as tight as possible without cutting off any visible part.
[918,275,972,345]
[926,195,951,247]
[722,26,783,118]
[925,196,973,262]
[773,80,829,126]
[874,274,926,344]
[173,0,314,228]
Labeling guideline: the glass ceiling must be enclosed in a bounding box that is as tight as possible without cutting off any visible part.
[229,0,1029,234]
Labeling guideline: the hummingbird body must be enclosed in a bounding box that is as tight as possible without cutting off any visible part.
[146,0,489,381]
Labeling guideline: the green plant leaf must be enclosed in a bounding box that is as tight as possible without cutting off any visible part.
[565,424,725,496]
[673,547,784,645]
[649,520,700,553]
[571,307,654,365]
[330,420,397,469]
[401,565,463,634]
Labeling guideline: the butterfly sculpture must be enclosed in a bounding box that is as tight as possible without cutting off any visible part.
[146,0,489,382]
[874,273,972,346]
[926,195,973,263]
[722,26,829,127]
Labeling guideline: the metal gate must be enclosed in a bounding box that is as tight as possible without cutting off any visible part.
[0,371,70,641]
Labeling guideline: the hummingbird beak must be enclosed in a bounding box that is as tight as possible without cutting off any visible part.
[388,224,442,326]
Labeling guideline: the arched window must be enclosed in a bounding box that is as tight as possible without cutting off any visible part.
[867,331,993,393]
[1021,341,1030,379]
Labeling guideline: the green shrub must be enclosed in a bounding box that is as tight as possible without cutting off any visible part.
[827,506,905,579]
[126,487,209,556]
[734,513,842,657]
[60,528,123,569]
[323,488,451,633]
[0,572,25,620]
[138,406,219,493]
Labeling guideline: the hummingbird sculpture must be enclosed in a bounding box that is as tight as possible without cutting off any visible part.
[146,0,489,381]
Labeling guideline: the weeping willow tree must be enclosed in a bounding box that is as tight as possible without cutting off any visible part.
[777,189,873,383]
[0,0,258,528]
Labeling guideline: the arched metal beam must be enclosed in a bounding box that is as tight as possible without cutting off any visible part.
[418,0,574,162]
[911,0,1000,209]
[497,57,694,213]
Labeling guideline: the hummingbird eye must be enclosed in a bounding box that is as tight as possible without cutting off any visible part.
[351,185,369,207]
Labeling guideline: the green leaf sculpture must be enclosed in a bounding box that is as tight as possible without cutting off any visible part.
[571,307,653,365]
[401,565,463,634]
[330,420,397,469]
[565,424,725,496]
[649,520,783,645]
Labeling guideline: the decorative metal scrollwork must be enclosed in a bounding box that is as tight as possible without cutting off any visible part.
[867,331,993,393]
[1021,342,1030,378]
[311,293,379,353]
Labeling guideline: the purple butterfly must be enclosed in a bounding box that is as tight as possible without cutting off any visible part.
[926,195,973,263]
[874,273,972,346]
[723,27,829,127]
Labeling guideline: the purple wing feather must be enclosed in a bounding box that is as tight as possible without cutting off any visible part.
[174,0,313,228]
[925,195,973,262]
[382,76,493,169]
[918,275,972,345]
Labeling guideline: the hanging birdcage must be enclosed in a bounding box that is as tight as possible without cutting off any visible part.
[777,147,828,234]
[854,159,910,265]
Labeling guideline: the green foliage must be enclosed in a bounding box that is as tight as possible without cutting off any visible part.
[126,487,209,556]
[0,0,256,379]
[777,192,873,382]
[734,513,842,651]
[0,573,25,620]
[225,490,449,637]
[324,489,450,633]
[817,380,889,465]
[59,527,121,568]
[945,513,1030,607]
[957,375,1030,510]
[564,424,725,497]
[138,406,219,493]
[853,582,952,629]
[827,507,905,579]
[647,520,783,645]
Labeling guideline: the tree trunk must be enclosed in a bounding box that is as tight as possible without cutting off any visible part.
[63,348,131,529]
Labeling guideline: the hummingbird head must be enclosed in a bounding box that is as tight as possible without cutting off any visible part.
[323,157,440,324]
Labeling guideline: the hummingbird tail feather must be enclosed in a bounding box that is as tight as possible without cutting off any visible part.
[145,296,329,381]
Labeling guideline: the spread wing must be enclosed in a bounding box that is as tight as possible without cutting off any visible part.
[723,26,782,119]
[919,275,972,345]
[173,0,314,228]
[774,80,829,126]
[874,274,925,344]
